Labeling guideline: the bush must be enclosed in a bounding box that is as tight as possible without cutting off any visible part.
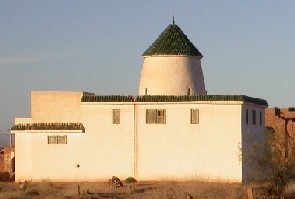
[245,127,295,197]
[125,177,137,184]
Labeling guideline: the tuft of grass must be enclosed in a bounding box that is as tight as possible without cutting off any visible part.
[25,188,39,196]
[0,191,29,199]
[0,181,64,199]
[35,181,63,196]
[130,181,247,199]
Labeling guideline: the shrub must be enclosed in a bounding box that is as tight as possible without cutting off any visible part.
[244,127,295,197]
[125,177,137,184]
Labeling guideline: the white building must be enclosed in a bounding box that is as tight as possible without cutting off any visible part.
[11,21,268,182]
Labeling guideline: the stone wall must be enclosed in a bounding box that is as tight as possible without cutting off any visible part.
[265,108,295,158]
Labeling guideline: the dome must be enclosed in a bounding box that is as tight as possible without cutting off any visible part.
[143,22,202,57]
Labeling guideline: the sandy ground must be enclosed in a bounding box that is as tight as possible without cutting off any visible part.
[0,180,295,199]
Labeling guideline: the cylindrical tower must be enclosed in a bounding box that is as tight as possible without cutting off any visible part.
[138,21,206,96]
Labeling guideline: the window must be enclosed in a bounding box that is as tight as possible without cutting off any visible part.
[259,111,262,126]
[48,136,67,144]
[157,109,166,123]
[146,109,157,123]
[58,135,67,144]
[146,109,166,124]
[48,136,57,144]
[252,110,256,125]
[187,88,191,96]
[191,109,199,124]
[246,109,249,125]
[113,109,120,124]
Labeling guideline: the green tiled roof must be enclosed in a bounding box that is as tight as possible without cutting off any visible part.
[143,23,202,56]
[80,95,268,106]
[11,123,85,132]
[136,95,268,106]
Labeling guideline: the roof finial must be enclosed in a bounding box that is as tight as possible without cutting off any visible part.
[173,15,175,25]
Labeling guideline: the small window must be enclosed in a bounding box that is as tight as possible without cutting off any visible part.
[48,136,67,144]
[48,136,57,144]
[252,110,256,125]
[191,109,199,124]
[58,135,67,144]
[259,111,262,126]
[246,109,249,125]
[157,110,166,124]
[146,109,157,123]
[146,109,166,124]
[113,109,120,124]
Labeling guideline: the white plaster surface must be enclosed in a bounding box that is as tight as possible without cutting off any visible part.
[138,56,206,95]
[12,92,266,182]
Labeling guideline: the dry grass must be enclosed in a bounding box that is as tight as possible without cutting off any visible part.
[128,181,247,199]
[0,181,63,199]
[0,180,294,199]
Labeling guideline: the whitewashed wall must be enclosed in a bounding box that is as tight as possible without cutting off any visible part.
[241,104,266,182]
[13,91,266,182]
[14,92,135,181]
[138,56,206,95]
[135,102,243,181]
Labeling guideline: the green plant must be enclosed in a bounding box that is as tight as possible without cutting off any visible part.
[244,127,295,197]
[81,95,133,102]
[125,177,137,184]
[136,95,267,106]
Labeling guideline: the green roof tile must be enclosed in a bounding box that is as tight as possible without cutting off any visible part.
[143,23,202,56]
[11,123,85,132]
[80,95,268,106]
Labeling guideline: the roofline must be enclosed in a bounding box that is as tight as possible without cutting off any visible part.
[81,95,268,106]
[142,55,203,59]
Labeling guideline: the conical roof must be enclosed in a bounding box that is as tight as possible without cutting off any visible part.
[143,22,202,56]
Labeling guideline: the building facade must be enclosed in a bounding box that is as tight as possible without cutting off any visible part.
[11,21,268,182]
[12,92,267,182]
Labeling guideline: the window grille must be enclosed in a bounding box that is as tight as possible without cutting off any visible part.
[113,109,120,124]
[252,110,256,125]
[146,109,166,124]
[191,109,199,124]
[246,109,249,125]
[48,136,57,144]
[48,135,67,144]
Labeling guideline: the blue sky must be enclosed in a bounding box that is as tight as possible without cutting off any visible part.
[1,1,295,145]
